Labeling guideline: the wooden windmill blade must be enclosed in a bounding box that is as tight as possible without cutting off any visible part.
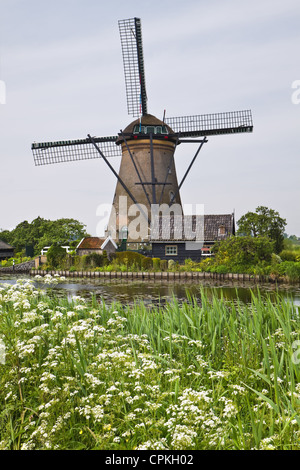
[118,17,148,117]
[30,15,254,242]
[165,110,253,138]
[31,136,121,166]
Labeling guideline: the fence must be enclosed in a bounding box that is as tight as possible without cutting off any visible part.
[30,269,281,283]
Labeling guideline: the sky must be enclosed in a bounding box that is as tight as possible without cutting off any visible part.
[0,0,299,237]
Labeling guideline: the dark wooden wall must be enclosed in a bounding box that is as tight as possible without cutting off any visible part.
[152,243,202,263]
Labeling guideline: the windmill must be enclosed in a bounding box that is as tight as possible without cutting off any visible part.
[31,17,253,243]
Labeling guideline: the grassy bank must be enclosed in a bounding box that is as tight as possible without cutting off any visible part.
[0,277,300,450]
[38,248,300,284]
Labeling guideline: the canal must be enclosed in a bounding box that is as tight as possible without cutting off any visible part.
[1,273,300,308]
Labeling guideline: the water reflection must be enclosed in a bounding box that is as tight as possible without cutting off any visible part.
[1,274,300,308]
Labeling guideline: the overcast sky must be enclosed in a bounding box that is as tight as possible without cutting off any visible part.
[0,0,299,237]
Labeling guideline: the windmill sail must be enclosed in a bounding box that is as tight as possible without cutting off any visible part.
[118,17,147,117]
[31,14,254,238]
[32,136,121,166]
[165,110,253,137]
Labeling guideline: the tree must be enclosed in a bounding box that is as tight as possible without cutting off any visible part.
[0,217,88,255]
[237,206,286,253]
[213,235,274,269]
[0,230,11,244]
[46,244,67,269]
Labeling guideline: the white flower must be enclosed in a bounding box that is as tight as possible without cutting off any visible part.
[136,438,168,450]
[207,370,228,379]
[171,425,197,449]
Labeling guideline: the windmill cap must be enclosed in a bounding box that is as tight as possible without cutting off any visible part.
[116,114,175,144]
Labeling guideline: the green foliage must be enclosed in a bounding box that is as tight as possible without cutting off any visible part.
[1,280,300,450]
[0,254,31,267]
[280,250,298,262]
[183,258,202,271]
[46,244,67,269]
[84,253,104,268]
[102,250,108,266]
[271,253,282,265]
[160,259,168,271]
[152,258,161,271]
[113,251,145,269]
[212,235,274,271]
[0,217,88,255]
[0,229,10,244]
[197,257,214,272]
[284,234,300,247]
[141,256,153,271]
[168,259,176,270]
[237,206,286,253]
[276,261,300,282]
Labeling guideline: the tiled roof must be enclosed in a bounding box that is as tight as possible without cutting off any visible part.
[0,240,13,250]
[77,237,106,250]
[150,214,235,241]
[203,214,235,241]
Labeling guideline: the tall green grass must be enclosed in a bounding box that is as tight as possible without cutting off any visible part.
[0,277,299,450]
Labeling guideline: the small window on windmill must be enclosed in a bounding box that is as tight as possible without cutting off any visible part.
[147,126,155,134]
[133,125,146,134]
[218,225,226,236]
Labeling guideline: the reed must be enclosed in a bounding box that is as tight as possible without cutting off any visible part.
[0,278,299,450]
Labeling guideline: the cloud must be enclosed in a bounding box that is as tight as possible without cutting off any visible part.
[0,0,299,236]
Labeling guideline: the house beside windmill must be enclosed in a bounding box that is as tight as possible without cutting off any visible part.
[150,213,235,263]
[76,236,117,257]
[0,240,14,260]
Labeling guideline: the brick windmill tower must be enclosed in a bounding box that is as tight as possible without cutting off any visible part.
[32,18,253,244]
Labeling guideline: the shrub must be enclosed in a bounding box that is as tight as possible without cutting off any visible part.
[280,250,298,262]
[277,261,300,282]
[168,259,175,271]
[141,256,153,270]
[46,244,67,269]
[271,253,282,264]
[160,259,168,271]
[102,250,108,265]
[114,252,144,269]
[152,258,161,271]
[214,264,229,274]
[70,255,84,271]
[183,258,202,271]
[198,257,214,272]
[252,262,272,276]
[84,253,104,268]
[184,258,194,270]
[213,236,274,268]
